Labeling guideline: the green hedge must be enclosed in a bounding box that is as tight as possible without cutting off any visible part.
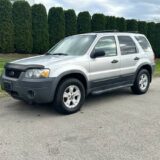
[32,4,49,54]
[77,11,91,34]
[65,9,77,36]
[0,1,160,57]
[0,0,14,53]
[116,17,126,32]
[147,22,156,53]
[12,1,32,53]
[105,16,117,30]
[138,21,148,35]
[48,7,65,47]
[155,23,160,57]
[127,19,138,31]
[92,14,105,31]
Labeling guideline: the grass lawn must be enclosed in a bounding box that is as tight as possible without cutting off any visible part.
[155,59,160,77]
[0,54,160,96]
[0,54,34,96]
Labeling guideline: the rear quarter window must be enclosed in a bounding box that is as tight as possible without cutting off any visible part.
[135,36,152,52]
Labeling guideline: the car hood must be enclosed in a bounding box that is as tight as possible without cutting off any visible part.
[11,55,78,67]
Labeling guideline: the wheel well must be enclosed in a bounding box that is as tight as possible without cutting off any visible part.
[57,73,88,92]
[138,65,152,82]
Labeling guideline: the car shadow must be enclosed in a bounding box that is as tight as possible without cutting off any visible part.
[5,88,133,116]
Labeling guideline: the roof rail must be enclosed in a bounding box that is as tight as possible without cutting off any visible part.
[94,30,119,33]
[93,30,140,34]
[125,31,139,33]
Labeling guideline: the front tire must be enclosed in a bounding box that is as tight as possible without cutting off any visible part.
[54,78,85,114]
[131,69,150,94]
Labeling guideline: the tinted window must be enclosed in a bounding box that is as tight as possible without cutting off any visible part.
[135,36,152,52]
[118,36,137,55]
[94,36,117,57]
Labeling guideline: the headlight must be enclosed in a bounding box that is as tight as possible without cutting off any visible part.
[24,69,50,78]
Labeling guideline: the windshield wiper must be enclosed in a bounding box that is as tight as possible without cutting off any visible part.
[45,52,51,55]
[52,53,68,56]
[45,53,68,56]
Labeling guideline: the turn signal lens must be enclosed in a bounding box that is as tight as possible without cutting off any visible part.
[40,69,50,78]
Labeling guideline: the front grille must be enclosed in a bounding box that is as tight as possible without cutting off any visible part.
[5,68,22,79]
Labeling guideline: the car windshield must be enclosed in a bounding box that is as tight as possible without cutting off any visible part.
[47,35,96,56]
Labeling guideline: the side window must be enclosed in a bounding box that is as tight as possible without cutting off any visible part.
[135,36,152,52]
[94,36,117,57]
[118,36,138,55]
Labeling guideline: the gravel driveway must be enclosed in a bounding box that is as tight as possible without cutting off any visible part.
[0,78,160,160]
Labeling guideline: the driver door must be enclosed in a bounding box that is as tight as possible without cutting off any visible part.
[89,36,121,90]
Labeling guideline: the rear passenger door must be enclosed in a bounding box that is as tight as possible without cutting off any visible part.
[117,36,141,77]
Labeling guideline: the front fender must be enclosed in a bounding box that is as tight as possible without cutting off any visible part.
[49,67,90,101]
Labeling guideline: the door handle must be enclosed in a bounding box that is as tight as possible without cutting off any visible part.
[134,57,140,61]
[111,60,119,63]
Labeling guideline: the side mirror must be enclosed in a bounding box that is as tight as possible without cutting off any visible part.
[90,50,105,58]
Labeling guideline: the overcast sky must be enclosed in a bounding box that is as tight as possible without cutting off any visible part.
[35,0,160,21]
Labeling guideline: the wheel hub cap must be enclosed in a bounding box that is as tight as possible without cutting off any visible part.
[139,74,148,91]
[63,85,81,108]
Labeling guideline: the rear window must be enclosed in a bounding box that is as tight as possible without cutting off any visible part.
[135,36,152,52]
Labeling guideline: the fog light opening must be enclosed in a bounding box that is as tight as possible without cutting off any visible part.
[28,90,35,99]
[11,91,19,98]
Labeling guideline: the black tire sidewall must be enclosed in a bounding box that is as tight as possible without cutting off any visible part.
[55,78,85,114]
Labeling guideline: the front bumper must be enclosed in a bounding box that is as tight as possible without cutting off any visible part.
[1,74,56,103]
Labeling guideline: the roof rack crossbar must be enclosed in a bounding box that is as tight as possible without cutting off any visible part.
[94,30,119,33]
[93,30,140,34]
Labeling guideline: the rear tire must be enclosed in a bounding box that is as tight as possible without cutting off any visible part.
[131,69,150,95]
[54,78,85,114]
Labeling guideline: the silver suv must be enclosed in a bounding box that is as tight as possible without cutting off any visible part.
[1,32,155,114]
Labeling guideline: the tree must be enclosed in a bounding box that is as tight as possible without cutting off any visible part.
[0,0,14,53]
[12,1,32,53]
[64,9,77,36]
[48,7,65,47]
[116,17,126,32]
[105,16,117,30]
[32,4,49,54]
[126,19,138,31]
[77,11,91,34]
[147,22,156,52]
[155,23,160,57]
[91,14,105,31]
[138,21,148,36]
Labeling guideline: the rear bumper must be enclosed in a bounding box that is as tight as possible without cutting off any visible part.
[1,75,56,103]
